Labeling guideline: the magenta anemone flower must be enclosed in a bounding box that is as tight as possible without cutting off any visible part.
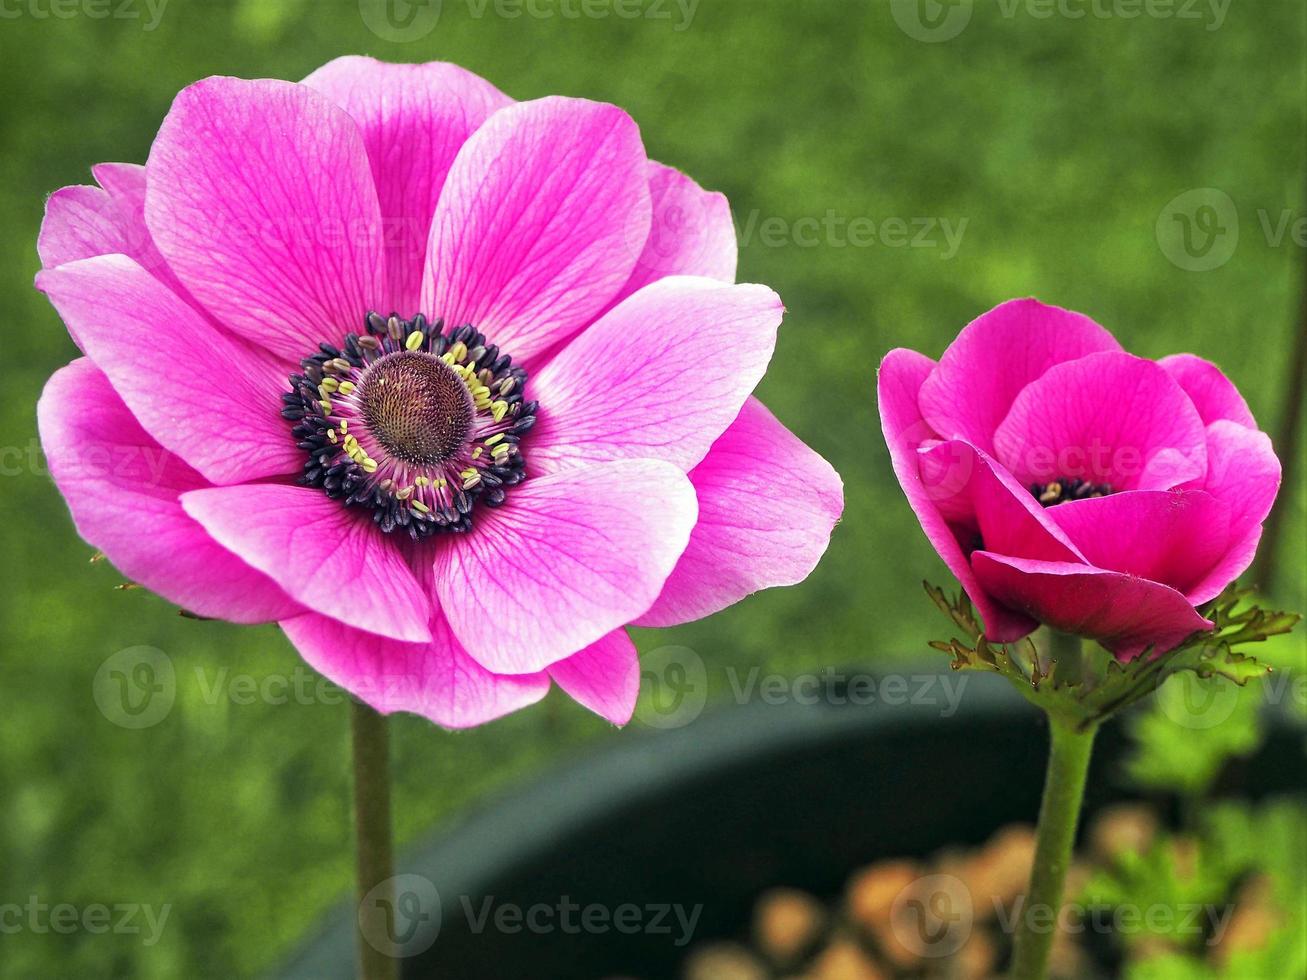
[878,299,1281,661]
[36,58,843,728]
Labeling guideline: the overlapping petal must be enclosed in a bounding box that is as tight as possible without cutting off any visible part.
[635,397,842,628]
[529,277,782,474]
[546,630,641,726]
[972,552,1214,660]
[146,76,387,363]
[420,96,651,365]
[181,484,432,643]
[877,347,1036,641]
[606,161,737,308]
[281,607,549,729]
[994,351,1207,491]
[1159,353,1257,428]
[918,298,1122,453]
[37,359,301,623]
[303,57,512,314]
[433,459,697,674]
[36,254,301,486]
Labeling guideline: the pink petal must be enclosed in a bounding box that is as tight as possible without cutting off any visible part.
[1176,420,1280,604]
[146,76,386,364]
[994,351,1208,492]
[1047,491,1231,598]
[635,397,842,627]
[1192,420,1281,541]
[432,459,697,674]
[420,96,651,365]
[282,607,548,729]
[1187,526,1263,606]
[918,299,1122,452]
[181,484,432,643]
[530,277,782,474]
[916,440,1085,563]
[604,161,737,309]
[877,348,1037,641]
[37,359,301,623]
[547,629,640,726]
[972,552,1214,661]
[36,255,301,486]
[1159,353,1257,428]
[302,57,512,314]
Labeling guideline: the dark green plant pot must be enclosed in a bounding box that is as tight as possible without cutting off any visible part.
[277,671,1304,980]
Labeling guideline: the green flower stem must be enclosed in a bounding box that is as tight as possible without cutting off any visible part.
[350,699,396,980]
[1010,632,1098,980]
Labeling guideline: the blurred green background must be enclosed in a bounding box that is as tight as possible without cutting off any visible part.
[1,0,1303,976]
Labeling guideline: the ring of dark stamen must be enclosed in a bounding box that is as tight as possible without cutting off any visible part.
[1030,476,1114,508]
[283,313,537,539]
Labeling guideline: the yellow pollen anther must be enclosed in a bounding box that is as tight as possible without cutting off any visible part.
[441,351,456,366]
[415,476,430,487]
[411,500,431,514]
[472,447,483,459]
[484,434,504,447]
[491,401,508,422]
[449,341,468,362]
[395,486,414,501]
[338,381,356,395]
[340,420,349,434]
[327,430,338,444]
[319,400,333,413]
[492,443,511,459]
[405,330,425,351]
[361,458,378,473]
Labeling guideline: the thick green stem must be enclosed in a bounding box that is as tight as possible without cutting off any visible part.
[351,699,396,980]
[1009,633,1098,980]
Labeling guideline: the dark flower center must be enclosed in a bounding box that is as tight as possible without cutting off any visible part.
[360,352,474,466]
[1030,476,1113,508]
[282,313,537,538]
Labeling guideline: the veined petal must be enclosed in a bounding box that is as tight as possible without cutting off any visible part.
[919,298,1122,452]
[433,459,697,674]
[146,76,386,363]
[994,351,1207,492]
[282,607,548,729]
[182,483,432,643]
[877,347,1037,641]
[604,161,737,309]
[635,398,842,627]
[36,255,300,486]
[547,629,640,726]
[1159,353,1258,428]
[530,277,782,474]
[972,552,1214,661]
[303,57,512,314]
[37,359,301,623]
[420,96,651,365]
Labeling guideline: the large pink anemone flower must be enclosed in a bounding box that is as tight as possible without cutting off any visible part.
[878,299,1281,661]
[36,57,843,728]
